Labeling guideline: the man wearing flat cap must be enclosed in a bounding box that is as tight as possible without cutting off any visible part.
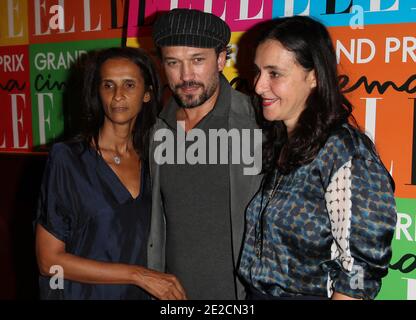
[148,8,262,300]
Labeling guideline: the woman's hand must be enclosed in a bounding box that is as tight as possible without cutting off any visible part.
[134,266,187,300]
[36,224,187,299]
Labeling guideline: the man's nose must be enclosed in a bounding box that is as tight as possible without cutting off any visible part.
[180,62,195,82]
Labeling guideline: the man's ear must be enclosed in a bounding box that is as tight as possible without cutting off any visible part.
[217,50,227,72]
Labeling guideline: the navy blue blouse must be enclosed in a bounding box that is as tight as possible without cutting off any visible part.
[36,142,151,300]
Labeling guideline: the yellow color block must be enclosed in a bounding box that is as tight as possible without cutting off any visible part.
[224,32,244,88]
[0,0,28,46]
[126,37,139,48]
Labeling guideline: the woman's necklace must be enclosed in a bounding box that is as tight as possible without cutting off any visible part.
[97,130,131,166]
[113,154,121,165]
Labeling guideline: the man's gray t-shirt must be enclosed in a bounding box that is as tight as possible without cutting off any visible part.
[159,81,236,299]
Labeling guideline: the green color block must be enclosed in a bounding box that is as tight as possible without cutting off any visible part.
[377,198,416,300]
[30,38,121,148]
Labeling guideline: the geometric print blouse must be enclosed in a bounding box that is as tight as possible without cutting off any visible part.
[238,124,397,299]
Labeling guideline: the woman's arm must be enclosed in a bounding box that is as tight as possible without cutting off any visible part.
[36,224,187,300]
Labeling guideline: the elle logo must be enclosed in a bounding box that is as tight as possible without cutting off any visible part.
[32,0,128,37]
[3,0,24,38]
[33,0,103,35]
[129,0,272,34]
[279,0,400,17]
[0,93,30,150]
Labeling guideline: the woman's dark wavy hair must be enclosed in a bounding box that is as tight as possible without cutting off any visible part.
[78,47,161,162]
[257,16,357,174]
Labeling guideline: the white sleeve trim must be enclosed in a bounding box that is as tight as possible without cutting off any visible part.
[325,160,354,297]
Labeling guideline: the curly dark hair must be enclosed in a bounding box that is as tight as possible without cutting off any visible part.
[256,16,357,174]
[77,47,162,162]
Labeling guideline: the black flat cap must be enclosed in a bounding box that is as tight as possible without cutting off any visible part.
[152,9,231,48]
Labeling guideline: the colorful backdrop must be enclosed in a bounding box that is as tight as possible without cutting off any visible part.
[0,0,415,300]
[0,0,127,152]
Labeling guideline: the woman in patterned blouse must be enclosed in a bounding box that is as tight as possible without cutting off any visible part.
[238,16,397,300]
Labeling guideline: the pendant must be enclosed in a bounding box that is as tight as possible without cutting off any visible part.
[255,244,261,258]
[113,155,121,165]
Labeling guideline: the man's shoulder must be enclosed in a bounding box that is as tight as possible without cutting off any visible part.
[229,88,257,123]
[151,117,168,132]
[230,87,251,107]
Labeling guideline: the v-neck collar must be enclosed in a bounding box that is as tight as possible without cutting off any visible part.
[90,147,144,204]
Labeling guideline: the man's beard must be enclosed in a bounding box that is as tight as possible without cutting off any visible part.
[172,77,218,109]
